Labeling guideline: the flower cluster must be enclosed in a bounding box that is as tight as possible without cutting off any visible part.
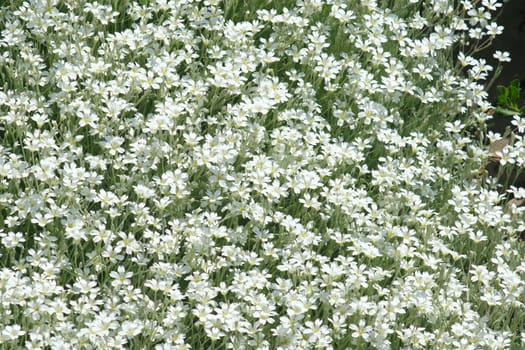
[0,0,524,349]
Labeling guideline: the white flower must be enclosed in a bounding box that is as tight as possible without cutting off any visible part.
[2,324,25,341]
[511,115,525,133]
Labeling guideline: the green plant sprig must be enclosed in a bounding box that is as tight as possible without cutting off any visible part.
[496,79,525,116]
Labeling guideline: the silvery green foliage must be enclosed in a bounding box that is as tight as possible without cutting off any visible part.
[0,0,523,349]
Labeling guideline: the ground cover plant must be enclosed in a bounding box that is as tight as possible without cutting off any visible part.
[0,0,525,349]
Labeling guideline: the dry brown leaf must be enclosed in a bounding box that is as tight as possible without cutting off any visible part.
[488,135,515,161]
[507,198,525,207]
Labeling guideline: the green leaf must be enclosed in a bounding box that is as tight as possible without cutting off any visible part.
[496,85,509,106]
[497,94,509,106]
[496,107,520,116]
[496,85,507,96]
[509,79,521,104]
